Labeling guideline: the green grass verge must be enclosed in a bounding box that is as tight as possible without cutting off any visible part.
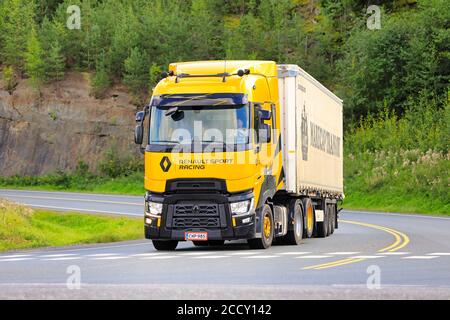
[0,172,144,196]
[0,199,143,252]
[344,149,449,216]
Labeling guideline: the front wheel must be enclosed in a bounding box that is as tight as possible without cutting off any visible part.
[248,204,274,249]
[152,240,178,251]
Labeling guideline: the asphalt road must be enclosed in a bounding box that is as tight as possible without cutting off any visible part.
[1,189,449,299]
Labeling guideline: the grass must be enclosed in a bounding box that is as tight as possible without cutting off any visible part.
[0,172,144,196]
[0,199,144,252]
[343,149,449,215]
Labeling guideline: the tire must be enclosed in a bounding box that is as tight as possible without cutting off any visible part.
[248,204,274,249]
[317,203,328,238]
[329,205,335,235]
[281,199,303,245]
[302,198,315,238]
[193,240,225,247]
[152,240,178,251]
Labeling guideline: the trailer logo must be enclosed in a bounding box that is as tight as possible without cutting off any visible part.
[301,104,309,161]
[160,156,172,172]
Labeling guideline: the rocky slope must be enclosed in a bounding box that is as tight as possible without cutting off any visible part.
[0,72,141,176]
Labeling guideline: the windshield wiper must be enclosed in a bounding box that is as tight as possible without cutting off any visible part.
[165,107,179,116]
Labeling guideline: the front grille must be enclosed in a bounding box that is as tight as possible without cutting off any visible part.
[173,217,220,228]
[174,204,218,216]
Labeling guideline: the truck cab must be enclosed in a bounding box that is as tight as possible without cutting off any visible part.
[135,61,343,250]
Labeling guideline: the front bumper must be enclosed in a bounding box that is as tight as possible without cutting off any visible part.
[144,191,256,241]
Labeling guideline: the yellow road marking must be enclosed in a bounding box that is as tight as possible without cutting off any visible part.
[314,258,366,270]
[2,194,142,206]
[303,219,410,270]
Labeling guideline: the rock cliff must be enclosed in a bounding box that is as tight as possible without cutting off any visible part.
[0,72,140,176]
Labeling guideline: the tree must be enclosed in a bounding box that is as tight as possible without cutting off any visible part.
[24,28,46,90]
[91,52,110,99]
[46,42,65,84]
[0,0,36,70]
[123,47,149,97]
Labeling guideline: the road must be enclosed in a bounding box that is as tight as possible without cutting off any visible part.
[1,189,449,299]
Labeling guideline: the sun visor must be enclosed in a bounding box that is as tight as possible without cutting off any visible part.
[151,93,248,107]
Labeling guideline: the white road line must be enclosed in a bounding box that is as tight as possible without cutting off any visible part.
[403,256,439,260]
[228,252,260,256]
[1,194,142,206]
[141,256,179,260]
[0,258,34,262]
[327,252,361,255]
[39,254,78,258]
[92,256,129,260]
[352,255,385,259]
[428,253,450,256]
[130,253,168,257]
[344,209,450,221]
[19,204,141,217]
[0,254,32,259]
[295,255,331,259]
[0,189,142,200]
[192,256,229,259]
[278,252,312,255]
[179,252,216,256]
[42,257,82,261]
[378,252,410,255]
[243,255,278,259]
[86,253,118,257]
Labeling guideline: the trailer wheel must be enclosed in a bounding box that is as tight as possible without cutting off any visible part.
[302,198,315,238]
[281,199,303,245]
[329,205,335,235]
[248,204,274,249]
[316,205,328,238]
[152,240,178,251]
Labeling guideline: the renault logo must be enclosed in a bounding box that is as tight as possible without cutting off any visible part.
[160,156,172,172]
[192,205,200,215]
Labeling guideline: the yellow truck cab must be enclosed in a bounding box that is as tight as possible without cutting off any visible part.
[134,61,343,250]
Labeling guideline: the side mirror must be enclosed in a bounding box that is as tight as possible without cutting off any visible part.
[259,123,271,143]
[259,109,271,121]
[134,124,143,145]
[135,111,145,122]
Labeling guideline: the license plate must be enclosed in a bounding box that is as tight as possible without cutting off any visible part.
[185,232,208,241]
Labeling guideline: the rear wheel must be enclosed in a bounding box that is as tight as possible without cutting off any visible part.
[248,204,274,249]
[281,199,303,245]
[152,240,178,251]
[317,203,329,238]
[329,205,335,235]
[302,198,315,238]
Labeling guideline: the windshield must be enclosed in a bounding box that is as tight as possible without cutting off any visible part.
[149,104,250,146]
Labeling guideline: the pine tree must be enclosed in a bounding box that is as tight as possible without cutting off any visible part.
[123,47,148,97]
[0,0,36,70]
[91,52,110,99]
[24,28,46,90]
[46,41,65,83]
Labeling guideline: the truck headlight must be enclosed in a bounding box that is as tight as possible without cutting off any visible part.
[146,201,163,215]
[230,199,253,216]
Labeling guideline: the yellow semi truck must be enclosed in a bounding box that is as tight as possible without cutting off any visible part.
[134,61,343,250]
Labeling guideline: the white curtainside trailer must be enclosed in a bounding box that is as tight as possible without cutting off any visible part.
[277,64,344,200]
